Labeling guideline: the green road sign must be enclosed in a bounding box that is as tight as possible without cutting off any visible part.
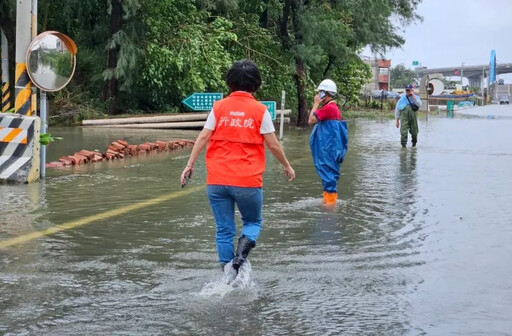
[412,61,419,66]
[182,93,223,111]
[260,101,276,120]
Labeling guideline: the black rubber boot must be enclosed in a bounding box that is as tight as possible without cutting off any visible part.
[232,235,255,272]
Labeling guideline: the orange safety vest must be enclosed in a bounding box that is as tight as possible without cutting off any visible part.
[206,91,267,187]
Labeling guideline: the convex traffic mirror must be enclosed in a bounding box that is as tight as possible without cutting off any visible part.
[26,31,77,92]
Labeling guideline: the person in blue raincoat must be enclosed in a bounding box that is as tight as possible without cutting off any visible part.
[308,79,349,205]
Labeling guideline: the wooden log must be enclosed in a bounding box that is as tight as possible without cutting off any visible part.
[92,121,206,129]
[82,113,208,126]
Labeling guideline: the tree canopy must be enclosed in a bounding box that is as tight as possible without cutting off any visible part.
[391,64,418,90]
[0,0,423,125]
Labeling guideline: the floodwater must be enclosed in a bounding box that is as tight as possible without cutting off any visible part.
[455,104,512,119]
[1,105,512,335]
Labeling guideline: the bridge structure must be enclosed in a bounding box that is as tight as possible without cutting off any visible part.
[416,63,512,89]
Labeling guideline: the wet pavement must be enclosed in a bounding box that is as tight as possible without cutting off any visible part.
[1,105,512,335]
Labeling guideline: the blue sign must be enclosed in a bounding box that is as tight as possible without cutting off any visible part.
[260,101,276,120]
[182,93,223,111]
[489,50,496,85]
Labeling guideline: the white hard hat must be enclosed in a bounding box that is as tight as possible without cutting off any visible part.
[316,79,337,95]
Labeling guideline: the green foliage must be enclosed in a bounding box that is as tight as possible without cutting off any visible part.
[332,58,372,107]
[40,133,63,146]
[104,0,142,93]
[386,99,397,111]
[227,13,295,102]
[39,0,109,95]
[137,1,237,108]
[468,86,481,94]
[7,0,422,117]
[391,64,418,89]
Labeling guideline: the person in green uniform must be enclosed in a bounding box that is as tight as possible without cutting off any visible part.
[395,84,422,147]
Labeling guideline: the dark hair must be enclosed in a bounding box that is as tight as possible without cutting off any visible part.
[226,59,262,93]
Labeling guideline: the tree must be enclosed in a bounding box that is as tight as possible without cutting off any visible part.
[102,0,123,114]
[102,0,141,114]
[276,0,422,126]
[39,0,110,95]
[136,0,237,109]
[38,0,141,114]
[25,0,423,119]
[333,57,371,107]
[391,64,418,89]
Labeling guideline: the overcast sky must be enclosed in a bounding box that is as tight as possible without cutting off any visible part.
[364,0,511,72]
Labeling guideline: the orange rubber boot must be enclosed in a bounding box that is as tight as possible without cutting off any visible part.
[323,191,338,205]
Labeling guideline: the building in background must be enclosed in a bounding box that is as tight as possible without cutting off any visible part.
[362,57,392,92]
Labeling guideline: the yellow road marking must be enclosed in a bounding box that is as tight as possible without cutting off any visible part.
[0,185,205,249]
[0,156,310,250]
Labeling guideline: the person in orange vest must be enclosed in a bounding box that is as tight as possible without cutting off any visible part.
[180,59,295,273]
[308,79,348,205]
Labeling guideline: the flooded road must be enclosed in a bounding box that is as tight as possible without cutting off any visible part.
[456,104,512,119]
[1,106,512,335]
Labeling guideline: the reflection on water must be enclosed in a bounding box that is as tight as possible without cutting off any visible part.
[1,111,512,335]
[31,65,69,91]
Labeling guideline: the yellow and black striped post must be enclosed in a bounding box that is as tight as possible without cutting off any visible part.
[1,28,10,112]
[1,82,10,112]
[15,63,32,116]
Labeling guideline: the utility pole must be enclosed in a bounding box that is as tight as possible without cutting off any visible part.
[15,0,33,116]
[1,29,10,112]
[486,68,490,104]
[388,61,391,91]
[460,62,464,88]
[426,74,429,121]
[481,67,485,104]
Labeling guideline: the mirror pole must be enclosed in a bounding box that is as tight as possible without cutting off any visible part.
[40,90,47,178]
[31,0,38,116]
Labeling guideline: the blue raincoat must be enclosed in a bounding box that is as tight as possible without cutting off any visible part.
[309,120,348,193]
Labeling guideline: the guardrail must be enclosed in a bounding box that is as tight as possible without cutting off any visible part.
[0,113,40,183]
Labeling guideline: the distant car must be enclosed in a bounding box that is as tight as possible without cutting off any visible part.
[372,90,386,99]
[386,91,399,99]
[371,90,397,99]
[499,95,510,104]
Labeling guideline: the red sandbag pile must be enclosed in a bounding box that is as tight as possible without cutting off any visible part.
[45,139,195,168]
